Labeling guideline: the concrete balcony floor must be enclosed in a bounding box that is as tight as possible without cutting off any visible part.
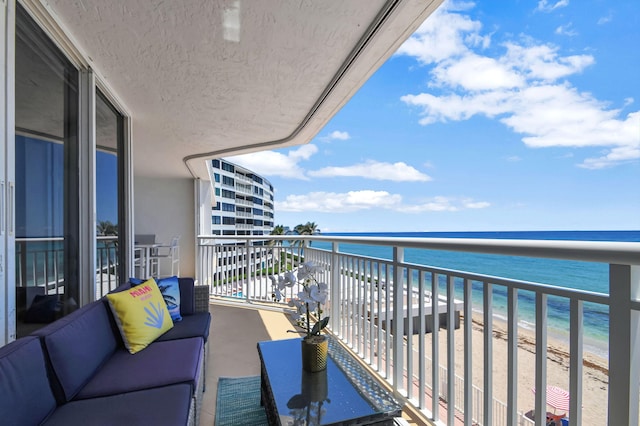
[201,299,425,426]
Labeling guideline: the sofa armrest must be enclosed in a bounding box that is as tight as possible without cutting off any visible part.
[194,285,210,313]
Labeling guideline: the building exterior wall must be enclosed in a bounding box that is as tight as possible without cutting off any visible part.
[208,159,274,239]
[134,176,195,278]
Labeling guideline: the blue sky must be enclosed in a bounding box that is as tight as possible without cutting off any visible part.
[229,0,640,233]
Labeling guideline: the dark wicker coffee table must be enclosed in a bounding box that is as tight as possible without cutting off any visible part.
[257,337,402,425]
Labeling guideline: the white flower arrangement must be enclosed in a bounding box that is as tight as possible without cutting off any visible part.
[270,261,329,338]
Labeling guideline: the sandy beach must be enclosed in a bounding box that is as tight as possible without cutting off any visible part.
[409,312,609,424]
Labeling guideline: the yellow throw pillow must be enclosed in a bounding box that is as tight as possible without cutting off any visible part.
[106,278,173,354]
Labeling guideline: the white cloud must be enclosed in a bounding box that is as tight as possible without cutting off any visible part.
[432,54,524,91]
[308,160,431,182]
[326,130,350,141]
[507,156,521,162]
[597,13,612,25]
[536,0,569,13]
[555,23,578,37]
[277,191,490,214]
[396,3,485,65]
[397,196,491,213]
[289,144,317,161]
[398,4,639,168]
[277,191,401,213]
[464,200,491,209]
[579,142,640,169]
[227,144,318,180]
[502,42,594,81]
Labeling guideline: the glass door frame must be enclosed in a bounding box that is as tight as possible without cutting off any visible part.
[1,0,134,344]
[1,0,16,345]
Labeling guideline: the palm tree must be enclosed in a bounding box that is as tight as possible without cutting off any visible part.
[97,220,118,236]
[157,283,178,309]
[268,225,287,272]
[97,220,119,275]
[268,224,286,247]
[292,222,321,247]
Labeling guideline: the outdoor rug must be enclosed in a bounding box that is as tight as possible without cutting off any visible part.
[215,376,268,426]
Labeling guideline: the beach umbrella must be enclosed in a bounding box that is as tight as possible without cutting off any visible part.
[532,385,570,412]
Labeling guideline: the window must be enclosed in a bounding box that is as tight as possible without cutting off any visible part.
[214,173,220,183]
[222,162,234,172]
[212,202,221,211]
[222,217,235,225]
[253,208,263,216]
[221,189,235,199]
[15,4,80,312]
[212,159,220,168]
[96,90,125,292]
[212,216,221,225]
[222,176,234,186]
[221,203,235,212]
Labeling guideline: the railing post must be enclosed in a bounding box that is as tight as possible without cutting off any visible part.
[507,287,518,425]
[246,239,252,301]
[608,264,640,426]
[195,237,201,286]
[534,293,547,426]
[18,240,27,286]
[392,246,404,393]
[330,242,341,333]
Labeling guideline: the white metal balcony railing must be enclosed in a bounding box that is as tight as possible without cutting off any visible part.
[235,173,253,185]
[235,183,252,194]
[235,198,253,207]
[197,235,640,426]
[16,236,121,299]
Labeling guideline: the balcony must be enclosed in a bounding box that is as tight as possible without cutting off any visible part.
[198,235,640,425]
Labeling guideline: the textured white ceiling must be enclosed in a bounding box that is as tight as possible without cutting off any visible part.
[39,0,443,179]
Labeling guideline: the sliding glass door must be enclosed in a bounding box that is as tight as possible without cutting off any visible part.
[14,4,79,329]
[96,90,124,295]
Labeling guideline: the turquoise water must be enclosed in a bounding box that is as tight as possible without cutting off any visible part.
[311,230,640,357]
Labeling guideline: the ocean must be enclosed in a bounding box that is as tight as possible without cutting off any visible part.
[311,230,640,358]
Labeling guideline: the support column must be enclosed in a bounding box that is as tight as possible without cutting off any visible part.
[608,264,640,425]
[1,0,16,345]
[78,69,96,306]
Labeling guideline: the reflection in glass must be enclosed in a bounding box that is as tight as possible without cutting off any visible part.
[96,91,123,295]
[15,4,79,332]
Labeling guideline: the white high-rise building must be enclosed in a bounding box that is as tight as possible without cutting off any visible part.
[207,159,275,238]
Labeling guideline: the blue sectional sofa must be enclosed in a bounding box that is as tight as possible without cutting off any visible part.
[0,278,211,426]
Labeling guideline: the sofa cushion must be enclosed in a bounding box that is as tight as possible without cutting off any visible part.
[110,281,133,294]
[0,336,57,425]
[43,383,192,426]
[75,337,203,400]
[32,301,118,402]
[155,312,211,343]
[130,276,182,322]
[106,278,174,354]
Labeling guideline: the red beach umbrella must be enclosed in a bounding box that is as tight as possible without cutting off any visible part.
[532,385,571,412]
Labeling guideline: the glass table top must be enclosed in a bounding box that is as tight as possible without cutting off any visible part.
[257,337,402,425]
